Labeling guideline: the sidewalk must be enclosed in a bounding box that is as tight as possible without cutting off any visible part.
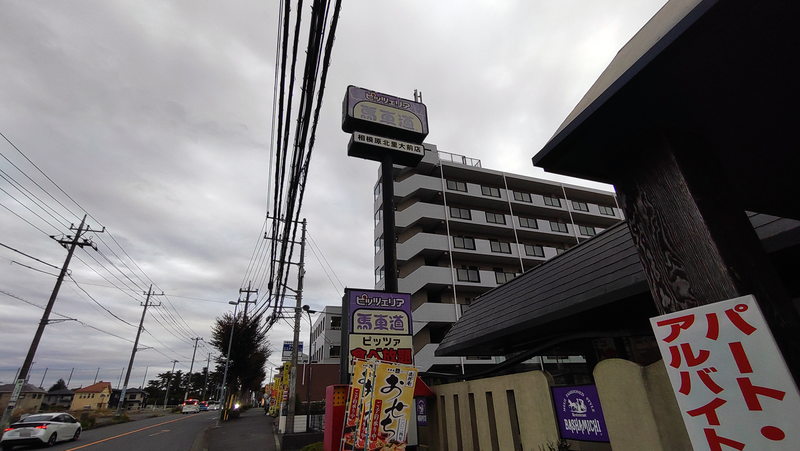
[205,408,278,451]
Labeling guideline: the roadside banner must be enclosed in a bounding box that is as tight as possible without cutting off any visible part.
[342,359,417,451]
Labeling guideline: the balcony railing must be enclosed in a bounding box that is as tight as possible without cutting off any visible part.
[438,150,482,167]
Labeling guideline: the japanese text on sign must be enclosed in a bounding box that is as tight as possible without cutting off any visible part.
[650,295,800,451]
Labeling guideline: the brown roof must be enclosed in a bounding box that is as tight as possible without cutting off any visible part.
[75,381,112,393]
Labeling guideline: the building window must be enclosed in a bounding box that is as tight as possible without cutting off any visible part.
[556,248,566,254]
[374,209,382,226]
[550,221,568,233]
[330,316,341,330]
[599,205,615,216]
[495,270,516,284]
[453,236,476,250]
[579,225,596,236]
[457,266,480,282]
[525,244,545,257]
[446,180,467,192]
[490,240,511,254]
[375,267,384,284]
[519,217,538,229]
[572,201,589,212]
[486,212,506,224]
[449,206,471,220]
[544,196,562,207]
[481,186,501,197]
[374,237,383,254]
[330,346,341,358]
[513,191,532,202]
[374,183,381,201]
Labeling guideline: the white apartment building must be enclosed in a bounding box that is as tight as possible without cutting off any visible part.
[373,144,624,375]
[309,306,342,365]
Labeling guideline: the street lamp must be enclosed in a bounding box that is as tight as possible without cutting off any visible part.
[217,300,239,428]
[301,305,317,432]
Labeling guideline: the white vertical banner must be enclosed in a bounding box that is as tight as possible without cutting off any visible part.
[650,295,800,450]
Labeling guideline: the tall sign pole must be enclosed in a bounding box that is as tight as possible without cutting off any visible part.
[115,285,162,417]
[1,215,103,429]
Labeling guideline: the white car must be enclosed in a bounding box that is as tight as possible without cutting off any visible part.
[181,399,200,414]
[1,412,81,450]
[206,401,221,411]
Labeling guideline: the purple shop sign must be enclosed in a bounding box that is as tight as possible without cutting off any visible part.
[347,289,412,335]
[416,398,427,426]
[552,385,610,442]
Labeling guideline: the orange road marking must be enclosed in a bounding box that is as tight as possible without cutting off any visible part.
[65,416,191,450]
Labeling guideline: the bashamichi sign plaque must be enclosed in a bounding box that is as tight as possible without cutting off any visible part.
[342,86,429,144]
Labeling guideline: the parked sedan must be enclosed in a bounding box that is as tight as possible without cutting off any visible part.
[1,413,81,450]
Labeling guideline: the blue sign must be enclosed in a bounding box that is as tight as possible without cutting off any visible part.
[551,385,610,442]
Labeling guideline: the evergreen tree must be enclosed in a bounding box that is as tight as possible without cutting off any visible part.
[48,378,67,392]
[209,312,270,399]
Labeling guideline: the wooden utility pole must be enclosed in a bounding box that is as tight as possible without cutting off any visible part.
[115,285,162,416]
[1,215,103,429]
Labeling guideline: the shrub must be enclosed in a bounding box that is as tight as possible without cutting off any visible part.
[301,443,323,451]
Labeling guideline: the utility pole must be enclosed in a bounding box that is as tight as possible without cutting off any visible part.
[286,218,306,435]
[184,337,203,401]
[67,368,74,387]
[39,368,48,388]
[116,285,162,416]
[202,353,211,401]
[239,281,258,321]
[164,360,178,409]
[1,215,103,429]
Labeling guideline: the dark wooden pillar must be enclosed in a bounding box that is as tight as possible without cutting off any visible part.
[613,125,800,386]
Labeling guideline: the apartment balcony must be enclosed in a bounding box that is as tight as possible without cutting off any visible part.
[395,202,446,230]
[392,173,442,204]
[396,232,449,263]
[399,265,500,295]
[412,302,461,334]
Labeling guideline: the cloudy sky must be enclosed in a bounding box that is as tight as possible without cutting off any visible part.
[0,0,667,390]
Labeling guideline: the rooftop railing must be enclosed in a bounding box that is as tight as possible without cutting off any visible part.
[438,150,482,167]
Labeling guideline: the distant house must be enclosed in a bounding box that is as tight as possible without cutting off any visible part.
[69,381,112,411]
[43,388,75,410]
[110,388,148,410]
[0,383,47,414]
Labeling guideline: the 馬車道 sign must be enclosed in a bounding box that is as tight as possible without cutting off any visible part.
[342,86,428,144]
[650,294,800,450]
[349,290,411,335]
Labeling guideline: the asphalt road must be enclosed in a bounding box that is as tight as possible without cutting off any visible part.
[9,411,217,451]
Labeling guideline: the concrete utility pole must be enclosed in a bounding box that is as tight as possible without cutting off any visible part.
[1,215,103,429]
[239,281,258,321]
[164,360,178,409]
[201,353,211,401]
[286,218,307,435]
[116,285,162,417]
[184,337,203,401]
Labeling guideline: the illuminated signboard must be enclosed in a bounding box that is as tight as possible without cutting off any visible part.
[347,131,425,167]
[650,295,800,450]
[342,85,429,144]
[345,289,413,375]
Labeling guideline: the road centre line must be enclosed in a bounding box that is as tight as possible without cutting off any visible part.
[65,415,192,450]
